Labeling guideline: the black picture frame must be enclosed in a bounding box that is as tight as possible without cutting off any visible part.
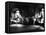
[5,1,45,33]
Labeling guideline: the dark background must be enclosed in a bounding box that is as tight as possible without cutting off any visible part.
[5,1,45,33]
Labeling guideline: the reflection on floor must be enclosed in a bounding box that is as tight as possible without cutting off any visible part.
[10,24,44,33]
